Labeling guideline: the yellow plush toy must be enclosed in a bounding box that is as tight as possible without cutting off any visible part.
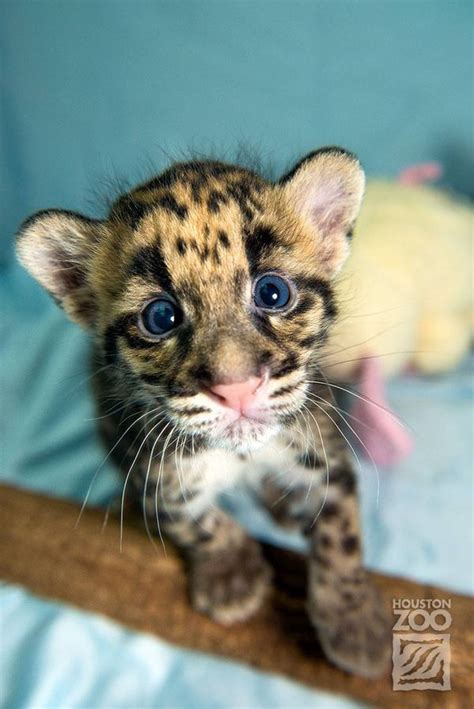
[320,165,473,466]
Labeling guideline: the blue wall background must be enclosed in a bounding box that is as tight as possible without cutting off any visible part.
[1,0,472,268]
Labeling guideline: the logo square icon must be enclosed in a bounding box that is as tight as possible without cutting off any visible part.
[392,632,451,691]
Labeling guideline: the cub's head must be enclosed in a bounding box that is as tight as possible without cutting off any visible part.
[17,148,364,451]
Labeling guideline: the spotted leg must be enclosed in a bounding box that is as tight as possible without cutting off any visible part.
[307,476,391,678]
[260,424,391,677]
[136,454,272,626]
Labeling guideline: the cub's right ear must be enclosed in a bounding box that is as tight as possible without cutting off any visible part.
[16,209,106,328]
[279,147,365,277]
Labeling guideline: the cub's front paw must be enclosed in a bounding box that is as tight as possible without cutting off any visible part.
[309,580,392,678]
[190,538,271,625]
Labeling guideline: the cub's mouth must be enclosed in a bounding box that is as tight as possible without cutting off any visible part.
[209,415,277,452]
[163,400,280,452]
[152,366,308,452]
[166,384,306,453]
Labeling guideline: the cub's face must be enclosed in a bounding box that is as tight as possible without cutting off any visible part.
[17,149,364,451]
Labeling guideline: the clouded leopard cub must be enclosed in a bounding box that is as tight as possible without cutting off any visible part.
[17,147,390,677]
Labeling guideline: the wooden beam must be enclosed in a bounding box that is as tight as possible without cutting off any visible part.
[0,484,472,708]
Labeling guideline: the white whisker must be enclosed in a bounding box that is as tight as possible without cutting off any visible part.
[119,413,168,551]
[142,418,173,554]
[304,393,367,501]
[154,423,180,552]
[298,402,330,529]
[306,379,411,432]
[308,391,381,507]
[75,405,161,529]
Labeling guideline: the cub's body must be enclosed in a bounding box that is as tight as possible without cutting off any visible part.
[17,149,391,678]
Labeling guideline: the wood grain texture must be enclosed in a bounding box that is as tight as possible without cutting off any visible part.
[1,484,472,708]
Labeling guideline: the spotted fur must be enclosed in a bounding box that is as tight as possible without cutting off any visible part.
[16,148,390,677]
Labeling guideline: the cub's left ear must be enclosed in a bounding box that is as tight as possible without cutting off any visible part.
[16,209,105,328]
[279,147,365,276]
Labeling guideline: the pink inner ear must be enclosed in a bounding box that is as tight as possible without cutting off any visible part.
[305,175,350,236]
[312,205,346,236]
[51,245,87,297]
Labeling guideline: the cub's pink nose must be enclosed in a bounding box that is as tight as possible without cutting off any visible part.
[207,376,263,413]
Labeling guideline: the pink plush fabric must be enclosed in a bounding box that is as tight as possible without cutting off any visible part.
[398,162,442,185]
[350,357,413,467]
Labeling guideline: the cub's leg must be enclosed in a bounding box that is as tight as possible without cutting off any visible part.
[260,425,391,677]
[96,394,271,626]
[134,454,271,626]
[307,477,391,678]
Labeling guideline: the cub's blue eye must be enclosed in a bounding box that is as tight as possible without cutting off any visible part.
[140,298,182,337]
[254,274,292,311]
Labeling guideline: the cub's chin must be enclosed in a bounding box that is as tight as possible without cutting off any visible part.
[206,416,279,453]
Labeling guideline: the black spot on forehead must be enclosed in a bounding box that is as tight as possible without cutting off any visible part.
[245,225,285,268]
[207,190,229,213]
[217,230,230,249]
[176,238,187,255]
[228,176,263,200]
[183,238,213,264]
[212,243,221,264]
[190,177,203,203]
[227,180,263,223]
[111,195,154,229]
[157,192,188,220]
[127,244,174,295]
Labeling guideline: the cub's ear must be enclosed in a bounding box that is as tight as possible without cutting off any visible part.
[279,147,365,276]
[16,209,105,328]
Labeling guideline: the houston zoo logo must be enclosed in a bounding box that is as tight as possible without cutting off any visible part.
[392,598,452,691]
